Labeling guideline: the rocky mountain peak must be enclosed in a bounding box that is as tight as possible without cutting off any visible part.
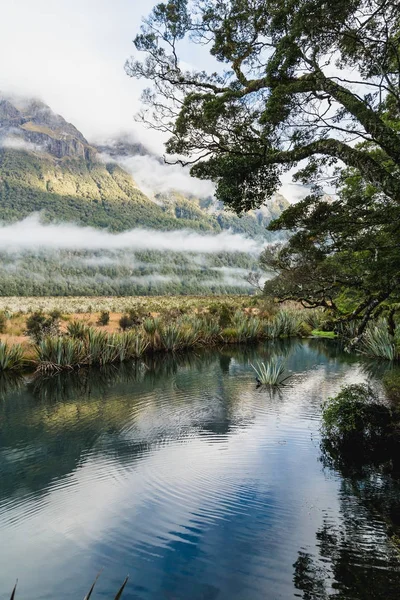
[0,93,94,160]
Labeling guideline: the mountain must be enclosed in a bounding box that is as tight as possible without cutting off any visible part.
[0,94,289,235]
[0,94,290,296]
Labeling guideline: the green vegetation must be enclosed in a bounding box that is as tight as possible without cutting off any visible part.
[361,321,398,361]
[0,302,321,372]
[97,310,110,326]
[321,383,400,474]
[0,146,283,239]
[322,385,392,448]
[131,0,400,335]
[0,247,259,296]
[383,370,400,403]
[311,330,336,339]
[0,342,24,371]
[251,358,288,386]
[26,311,60,343]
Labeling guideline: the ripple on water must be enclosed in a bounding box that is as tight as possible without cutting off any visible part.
[0,342,399,600]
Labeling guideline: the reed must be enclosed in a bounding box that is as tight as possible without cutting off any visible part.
[0,341,24,371]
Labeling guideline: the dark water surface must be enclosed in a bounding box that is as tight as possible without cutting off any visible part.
[0,340,399,599]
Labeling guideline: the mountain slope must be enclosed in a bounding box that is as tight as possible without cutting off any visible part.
[0,94,291,296]
[0,95,289,235]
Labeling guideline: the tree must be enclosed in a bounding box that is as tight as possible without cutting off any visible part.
[127,0,400,212]
[261,164,400,337]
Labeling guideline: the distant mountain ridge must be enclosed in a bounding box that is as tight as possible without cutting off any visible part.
[0,94,290,236]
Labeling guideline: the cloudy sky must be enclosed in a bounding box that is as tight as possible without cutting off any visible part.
[0,0,306,201]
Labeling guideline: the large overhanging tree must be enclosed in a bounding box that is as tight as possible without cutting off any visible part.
[127,0,400,330]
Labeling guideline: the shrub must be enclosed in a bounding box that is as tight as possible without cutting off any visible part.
[221,327,238,343]
[97,310,110,326]
[218,305,233,328]
[322,384,393,449]
[26,311,60,343]
[383,370,400,403]
[298,322,313,337]
[119,314,134,331]
[0,311,7,334]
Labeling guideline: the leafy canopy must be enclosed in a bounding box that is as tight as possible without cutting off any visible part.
[127,0,400,210]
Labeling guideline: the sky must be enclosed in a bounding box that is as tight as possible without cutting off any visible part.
[0,0,306,202]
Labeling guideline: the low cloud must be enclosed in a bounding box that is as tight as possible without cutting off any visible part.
[114,154,216,199]
[0,214,261,254]
[0,136,43,153]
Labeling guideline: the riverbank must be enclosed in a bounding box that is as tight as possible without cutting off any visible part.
[0,301,317,373]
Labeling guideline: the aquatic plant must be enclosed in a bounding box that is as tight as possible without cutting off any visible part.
[8,574,128,599]
[0,341,24,371]
[251,357,288,385]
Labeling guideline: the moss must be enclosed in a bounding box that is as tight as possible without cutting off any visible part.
[311,330,336,338]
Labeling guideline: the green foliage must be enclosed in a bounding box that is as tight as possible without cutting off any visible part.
[383,370,400,403]
[67,320,89,339]
[361,320,397,361]
[251,358,288,386]
[119,314,134,331]
[0,342,24,371]
[217,305,233,328]
[26,311,60,343]
[264,310,302,339]
[130,0,400,211]
[35,336,86,372]
[311,330,336,339]
[0,311,7,334]
[322,384,393,449]
[97,310,110,326]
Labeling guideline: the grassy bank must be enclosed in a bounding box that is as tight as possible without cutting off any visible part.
[0,299,322,373]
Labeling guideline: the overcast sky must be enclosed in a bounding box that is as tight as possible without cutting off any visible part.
[0,0,307,201]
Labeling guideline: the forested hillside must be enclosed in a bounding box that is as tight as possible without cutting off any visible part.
[0,95,288,295]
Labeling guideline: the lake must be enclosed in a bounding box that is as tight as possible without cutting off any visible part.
[0,340,399,599]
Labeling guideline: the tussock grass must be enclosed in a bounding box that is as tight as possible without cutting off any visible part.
[251,357,288,386]
[361,320,397,361]
[0,341,24,371]
[2,303,316,373]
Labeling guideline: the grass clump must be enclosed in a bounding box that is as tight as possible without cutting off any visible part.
[251,357,288,386]
[67,320,90,339]
[35,336,85,372]
[361,320,397,360]
[0,341,24,371]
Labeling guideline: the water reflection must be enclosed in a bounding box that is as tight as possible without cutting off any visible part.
[0,340,398,599]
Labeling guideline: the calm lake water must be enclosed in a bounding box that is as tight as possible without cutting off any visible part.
[0,340,400,599]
